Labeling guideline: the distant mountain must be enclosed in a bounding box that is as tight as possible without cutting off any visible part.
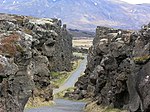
[68,29,95,37]
[0,0,150,31]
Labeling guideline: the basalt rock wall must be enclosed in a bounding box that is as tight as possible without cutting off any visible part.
[71,24,150,112]
[0,13,72,112]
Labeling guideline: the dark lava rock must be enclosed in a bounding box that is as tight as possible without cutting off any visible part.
[0,13,72,112]
[71,24,150,112]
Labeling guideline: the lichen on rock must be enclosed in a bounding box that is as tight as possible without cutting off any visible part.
[0,13,72,112]
[70,24,150,112]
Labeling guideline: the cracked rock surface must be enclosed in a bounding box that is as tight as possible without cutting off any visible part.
[0,13,72,112]
[70,25,150,112]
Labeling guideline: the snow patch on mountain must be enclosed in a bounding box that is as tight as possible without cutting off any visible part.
[0,0,150,31]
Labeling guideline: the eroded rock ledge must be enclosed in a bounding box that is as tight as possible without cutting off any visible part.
[0,13,72,112]
[70,24,150,112]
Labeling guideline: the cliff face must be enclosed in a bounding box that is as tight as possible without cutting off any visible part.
[0,13,72,112]
[72,24,150,112]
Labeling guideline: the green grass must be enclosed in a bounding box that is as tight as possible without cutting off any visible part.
[51,72,61,78]
[51,58,82,88]
[54,87,89,103]
[54,87,76,98]
[134,55,150,64]
[51,72,70,88]
[103,107,123,112]
[51,62,79,88]
[52,53,85,98]
[72,59,82,70]
[25,97,55,109]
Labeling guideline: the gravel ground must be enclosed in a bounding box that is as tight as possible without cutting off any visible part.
[24,99,86,112]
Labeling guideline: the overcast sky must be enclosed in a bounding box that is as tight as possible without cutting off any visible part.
[121,0,150,4]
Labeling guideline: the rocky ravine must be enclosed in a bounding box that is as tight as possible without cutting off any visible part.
[0,13,72,112]
[70,24,150,112]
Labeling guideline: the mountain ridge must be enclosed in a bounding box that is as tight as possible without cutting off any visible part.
[0,0,150,31]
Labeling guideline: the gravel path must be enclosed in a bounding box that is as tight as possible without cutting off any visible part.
[24,99,86,112]
[24,55,87,112]
[53,55,87,94]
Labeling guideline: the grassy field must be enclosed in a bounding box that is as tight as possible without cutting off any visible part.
[73,39,93,49]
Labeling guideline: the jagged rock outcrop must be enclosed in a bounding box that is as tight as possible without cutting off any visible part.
[0,13,72,112]
[70,24,150,112]
[0,32,35,112]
